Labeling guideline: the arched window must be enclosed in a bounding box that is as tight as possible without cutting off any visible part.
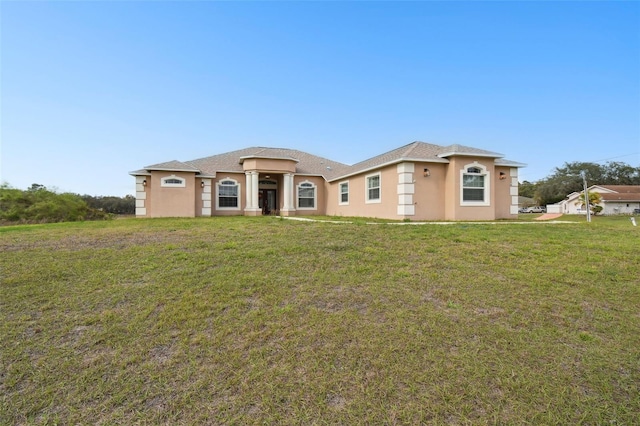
[217,178,241,210]
[460,163,490,206]
[297,181,316,210]
[161,175,186,187]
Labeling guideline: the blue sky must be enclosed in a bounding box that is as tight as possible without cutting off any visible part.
[2,1,639,196]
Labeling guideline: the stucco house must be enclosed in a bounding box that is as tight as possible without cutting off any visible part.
[130,141,526,221]
[553,185,640,215]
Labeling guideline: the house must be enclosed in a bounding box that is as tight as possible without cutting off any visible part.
[130,141,526,221]
[553,185,640,215]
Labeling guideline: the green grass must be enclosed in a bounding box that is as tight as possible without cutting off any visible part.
[1,216,639,424]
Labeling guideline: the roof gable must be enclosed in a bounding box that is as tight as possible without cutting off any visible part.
[437,144,504,158]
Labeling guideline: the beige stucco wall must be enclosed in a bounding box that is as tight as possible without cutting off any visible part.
[444,157,495,221]
[494,166,518,219]
[211,173,246,216]
[325,165,399,219]
[148,171,197,218]
[293,175,326,215]
[412,162,447,221]
[242,158,297,173]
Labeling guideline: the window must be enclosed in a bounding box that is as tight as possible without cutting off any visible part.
[460,163,490,206]
[463,174,485,201]
[339,181,349,205]
[217,179,240,210]
[366,173,381,203]
[161,175,186,187]
[297,181,316,209]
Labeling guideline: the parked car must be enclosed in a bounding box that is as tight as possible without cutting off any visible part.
[521,206,546,213]
[633,208,640,214]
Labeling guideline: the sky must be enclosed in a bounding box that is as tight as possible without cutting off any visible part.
[1,1,639,197]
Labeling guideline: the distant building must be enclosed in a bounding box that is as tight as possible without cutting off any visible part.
[552,185,640,215]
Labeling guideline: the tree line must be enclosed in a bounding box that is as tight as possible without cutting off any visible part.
[518,161,640,206]
[0,183,135,224]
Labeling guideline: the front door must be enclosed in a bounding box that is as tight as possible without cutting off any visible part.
[259,189,277,215]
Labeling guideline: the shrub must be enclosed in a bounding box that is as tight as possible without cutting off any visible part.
[0,183,112,224]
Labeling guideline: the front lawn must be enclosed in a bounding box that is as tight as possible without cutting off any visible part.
[1,216,638,424]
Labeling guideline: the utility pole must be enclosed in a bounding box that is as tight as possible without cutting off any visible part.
[581,171,591,223]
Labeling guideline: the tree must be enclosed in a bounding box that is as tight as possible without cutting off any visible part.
[602,162,640,185]
[518,180,537,198]
[533,161,640,206]
[575,190,603,215]
[81,194,135,215]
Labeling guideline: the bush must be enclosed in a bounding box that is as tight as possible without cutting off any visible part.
[0,183,112,224]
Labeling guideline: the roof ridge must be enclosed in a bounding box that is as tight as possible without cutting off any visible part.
[401,141,421,157]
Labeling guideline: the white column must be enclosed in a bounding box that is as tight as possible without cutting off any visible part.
[397,162,415,216]
[201,179,212,216]
[283,173,291,210]
[245,172,253,210]
[251,171,259,211]
[135,176,147,216]
[282,173,295,213]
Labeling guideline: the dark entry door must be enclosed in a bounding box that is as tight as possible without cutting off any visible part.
[259,189,277,215]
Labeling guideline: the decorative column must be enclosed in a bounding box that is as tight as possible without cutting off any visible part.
[281,173,296,216]
[245,171,254,210]
[251,171,259,213]
[509,168,519,215]
[201,179,212,216]
[397,162,415,217]
[244,171,260,215]
[135,176,147,217]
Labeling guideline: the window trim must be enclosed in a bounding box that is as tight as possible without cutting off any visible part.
[216,178,241,211]
[160,175,186,188]
[297,180,317,210]
[365,172,381,204]
[460,162,490,206]
[339,181,349,205]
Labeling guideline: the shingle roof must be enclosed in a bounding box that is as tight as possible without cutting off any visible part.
[597,185,640,202]
[144,160,201,172]
[437,144,504,158]
[600,192,640,202]
[132,142,525,180]
[329,141,519,181]
[346,142,449,174]
[187,147,352,180]
[598,185,640,194]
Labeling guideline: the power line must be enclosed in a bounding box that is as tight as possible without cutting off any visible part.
[589,152,640,164]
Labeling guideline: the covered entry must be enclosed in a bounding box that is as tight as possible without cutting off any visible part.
[259,178,278,215]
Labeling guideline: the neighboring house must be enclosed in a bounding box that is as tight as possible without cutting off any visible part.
[553,185,640,215]
[130,141,526,221]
